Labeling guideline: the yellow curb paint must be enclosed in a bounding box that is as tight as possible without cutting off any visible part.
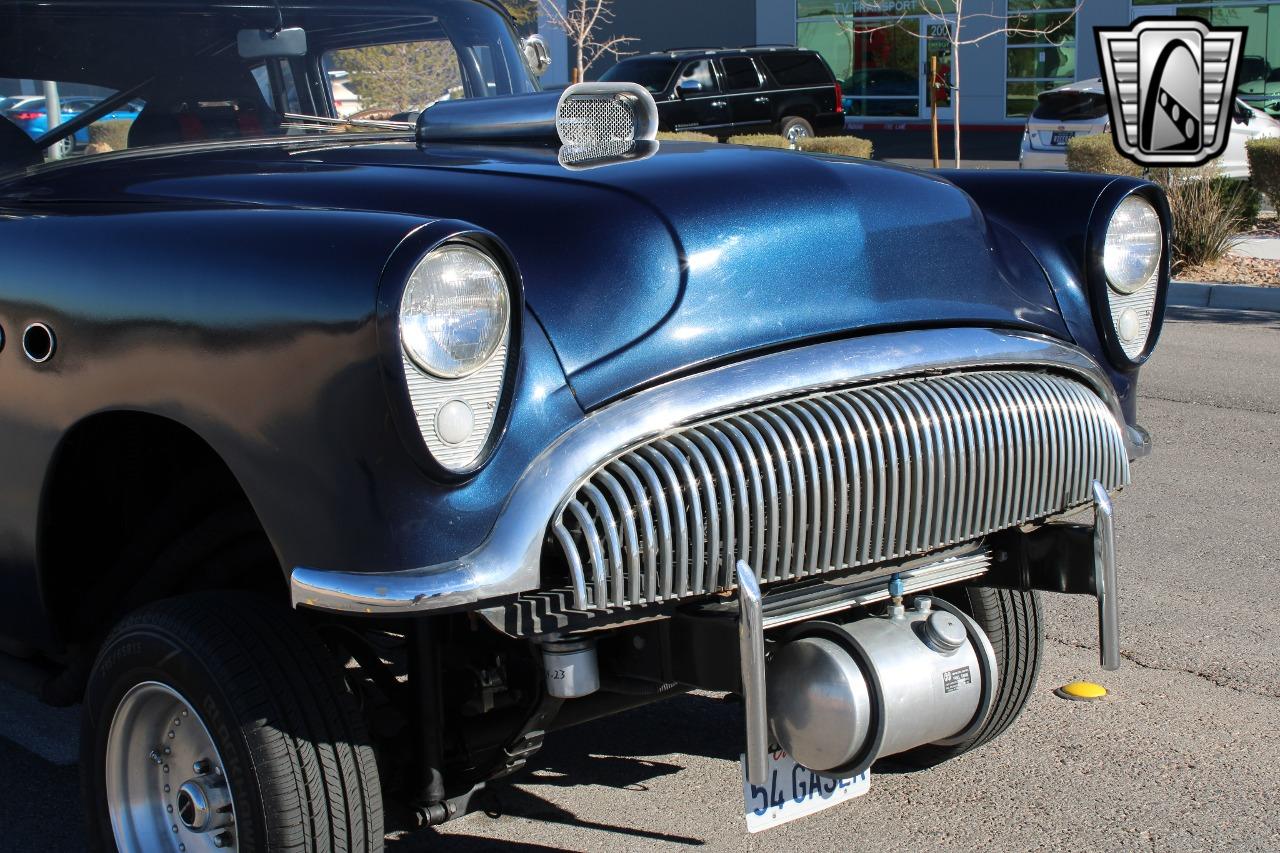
[1054,680,1109,701]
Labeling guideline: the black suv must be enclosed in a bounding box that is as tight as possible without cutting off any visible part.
[600,46,844,141]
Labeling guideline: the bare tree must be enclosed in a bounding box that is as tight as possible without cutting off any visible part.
[538,0,637,83]
[336,41,463,113]
[851,0,1080,167]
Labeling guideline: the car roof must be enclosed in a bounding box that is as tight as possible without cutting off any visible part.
[1043,77,1104,96]
[641,46,822,61]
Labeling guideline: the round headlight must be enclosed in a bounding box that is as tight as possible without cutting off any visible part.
[1102,196,1162,294]
[401,244,510,379]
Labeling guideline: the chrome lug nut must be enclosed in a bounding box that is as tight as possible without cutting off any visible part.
[193,759,212,776]
[149,750,164,766]
[213,830,234,848]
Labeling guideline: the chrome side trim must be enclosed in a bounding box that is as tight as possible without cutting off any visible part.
[291,328,1129,615]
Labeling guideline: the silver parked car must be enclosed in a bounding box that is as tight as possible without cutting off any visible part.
[1019,77,1280,178]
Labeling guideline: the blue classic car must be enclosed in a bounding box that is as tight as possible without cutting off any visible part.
[0,1,1168,849]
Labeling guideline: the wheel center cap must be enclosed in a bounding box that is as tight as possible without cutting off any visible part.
[177,780,211,831]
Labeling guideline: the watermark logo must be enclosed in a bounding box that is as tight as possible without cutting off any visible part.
[1095,17,1245,168]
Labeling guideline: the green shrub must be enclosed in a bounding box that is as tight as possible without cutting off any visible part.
[797,135,874,159]
[725,133,792,149]
[656,130,718,143]
[1209,177,1262,226]
[1151,166,1247,271]
[1247,137,1280,211]
[88,119,133,152]
[1065,133,1142,177]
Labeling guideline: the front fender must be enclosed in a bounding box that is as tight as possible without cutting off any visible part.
[0,204,581,635]
[940,169,1169,424]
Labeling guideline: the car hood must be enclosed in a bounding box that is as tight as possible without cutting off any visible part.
[10,139,1069,409]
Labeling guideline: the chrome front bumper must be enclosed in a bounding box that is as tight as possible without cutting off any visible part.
[737,485,1121,786]
[290,328,1140,616]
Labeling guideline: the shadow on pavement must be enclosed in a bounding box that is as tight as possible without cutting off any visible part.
[391,693,738,849]
[0,737,84,850]
[392,690,936,848]
[1166,306,1280,328]
[389,829,593,852]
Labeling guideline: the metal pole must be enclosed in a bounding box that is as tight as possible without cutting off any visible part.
[930,56,940,170]
[42,80,63,161]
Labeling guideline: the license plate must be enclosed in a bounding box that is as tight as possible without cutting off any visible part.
[1051,131,1076,146]
[741,750,870,833]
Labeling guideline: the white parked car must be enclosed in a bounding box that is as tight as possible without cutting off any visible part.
[1019,77,1280,178]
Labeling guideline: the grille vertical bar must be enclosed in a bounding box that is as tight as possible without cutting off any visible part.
[555,370,1129,612]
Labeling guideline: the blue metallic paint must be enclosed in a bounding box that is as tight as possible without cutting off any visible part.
[0,136,1160,645]
[9,140,1074,408]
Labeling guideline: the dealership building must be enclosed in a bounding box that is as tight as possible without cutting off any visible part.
[539,0,1280,126]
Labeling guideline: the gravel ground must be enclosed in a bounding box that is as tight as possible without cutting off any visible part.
[1180,254,1279,286]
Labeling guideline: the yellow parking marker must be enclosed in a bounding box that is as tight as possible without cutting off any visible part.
[1055,680,1109,701]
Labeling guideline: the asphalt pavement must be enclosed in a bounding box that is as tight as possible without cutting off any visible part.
[2,308,1277,852]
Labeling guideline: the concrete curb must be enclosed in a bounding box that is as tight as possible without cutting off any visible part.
[1169,281,1280,313]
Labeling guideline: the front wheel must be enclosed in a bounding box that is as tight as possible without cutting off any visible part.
[780,116,814,145]
[81,592,384,852]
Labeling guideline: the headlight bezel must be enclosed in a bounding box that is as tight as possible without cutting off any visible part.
[380,226,523,481]
[1085,184,1172,369]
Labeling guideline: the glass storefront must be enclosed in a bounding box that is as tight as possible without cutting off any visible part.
[1005,1,1077,117]
[796,1,1280,121]
[1132,1,1280,115]
[797,1,956,118]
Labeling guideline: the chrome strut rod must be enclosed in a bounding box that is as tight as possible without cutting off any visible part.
[1092,480,1120,671]
[737,560,769,786]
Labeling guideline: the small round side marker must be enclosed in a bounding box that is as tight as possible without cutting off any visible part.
[1055,680,1108,701]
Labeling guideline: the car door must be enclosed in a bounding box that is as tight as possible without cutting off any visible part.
[667,59,729,131]
[717,56,772,132]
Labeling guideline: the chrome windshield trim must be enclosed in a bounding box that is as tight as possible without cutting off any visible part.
[290,328,1127,615]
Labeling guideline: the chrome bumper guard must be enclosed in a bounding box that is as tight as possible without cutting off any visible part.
[290,328,1136,616]
[1093,481,1120,671]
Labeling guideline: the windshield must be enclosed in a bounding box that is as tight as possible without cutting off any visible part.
[0,0,538,174]
[600,58,678,94]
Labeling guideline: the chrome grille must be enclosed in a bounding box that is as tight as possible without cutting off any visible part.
[552,369,1129,611]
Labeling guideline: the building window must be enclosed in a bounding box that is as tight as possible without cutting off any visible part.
[1004,2,1077,118]
[1131,2,1280,118]
[796,1,957,119]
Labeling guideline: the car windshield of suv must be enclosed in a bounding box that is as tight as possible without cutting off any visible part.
[0,0,537,174]
[600,58,678,94]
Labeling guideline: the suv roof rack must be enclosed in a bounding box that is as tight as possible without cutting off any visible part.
[650,44,804,57]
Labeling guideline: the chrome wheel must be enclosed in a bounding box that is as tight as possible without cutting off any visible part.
[105,681,238,852]
[785,123,812,145]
